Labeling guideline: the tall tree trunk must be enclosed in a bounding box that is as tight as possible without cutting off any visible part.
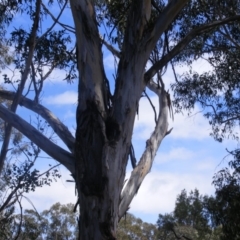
[70,0,189,239]
[70,1,124,238]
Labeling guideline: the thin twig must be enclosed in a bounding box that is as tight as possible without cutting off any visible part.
[41,2,75,34]
[144,90,158,124]
[14,197,23,240]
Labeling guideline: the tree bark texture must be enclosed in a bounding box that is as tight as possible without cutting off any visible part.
[69,0,189,239]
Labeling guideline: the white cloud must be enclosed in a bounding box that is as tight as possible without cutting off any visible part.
[133,96,158,139]
[155,147,195,164]
[43,91,78,105]
[21,166,215,222]
[44,68,70,84]
[170,110,210,140]
[175,57,213,75]
[129,170,215,217]
[63,109,76,120]
[134,96,210,141]
[195,158,217,171]
[104,54,118,70]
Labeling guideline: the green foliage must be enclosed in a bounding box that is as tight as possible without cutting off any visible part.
[41,202,78,239]
[168,4,240,237]
[213,149,240,239]
[117,213,158,240]
[157,189,223,240]
[0,158,62,239]
[171,0,240,144]
[9,203,158,239]
[0,42,13,71]
[0,205,15,239]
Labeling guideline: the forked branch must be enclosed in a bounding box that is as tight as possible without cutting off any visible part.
[145,15,240,82]
[119,83,170,218]
[143,0,189,51]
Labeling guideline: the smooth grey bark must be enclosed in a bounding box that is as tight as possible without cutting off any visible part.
[119,84,171,218]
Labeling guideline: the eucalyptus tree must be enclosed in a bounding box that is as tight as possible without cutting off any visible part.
[172,0,240,145]
[117,213,158,240]
[17,203,78,240]
[0,0,240,239]
[212,149,240,239]
[157,189,223,240]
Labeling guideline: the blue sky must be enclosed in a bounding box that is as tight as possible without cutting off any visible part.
[1,1,238,224]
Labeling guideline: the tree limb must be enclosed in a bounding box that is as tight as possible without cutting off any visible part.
[0,104,75,174]
[39,0,68,41]
[41,1,75,34]
[0,89,75,153]
[119,86,170,218]
[100,34,121,58]
[221,115,240,124]
[145,15,240,82]
[0,0,42,174]
[143,0,189,51]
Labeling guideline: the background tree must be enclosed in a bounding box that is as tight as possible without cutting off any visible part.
[5,202,157,240]
[170,1,240,238]
[0,0,240,239]
[14,202,78,240]
[0,117,62,239]
[157,189,223,240]
[0,157,62,239]
[212,149,240,239]
[117,213,158,240]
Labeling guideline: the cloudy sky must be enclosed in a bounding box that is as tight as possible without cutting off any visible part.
[1,2,238,225]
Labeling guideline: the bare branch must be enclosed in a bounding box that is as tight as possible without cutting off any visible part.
[70,0,108,113]
[14,197,23,240]
[145,15,240,82]
[100,34,121,58]
[39,0,68,41]
[147,79,160,94]
[0,159,35,213]
[144,90,157,124]
[119,88,170,218]
[0,0,42,174]
[221,115,240,124]
[0,104,75,174]
[143,0,189,51]
[0,89,75,153]
[41,1,75,33]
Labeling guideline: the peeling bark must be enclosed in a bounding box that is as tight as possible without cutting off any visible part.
[119,88,170,218]
[68,0,188,239]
